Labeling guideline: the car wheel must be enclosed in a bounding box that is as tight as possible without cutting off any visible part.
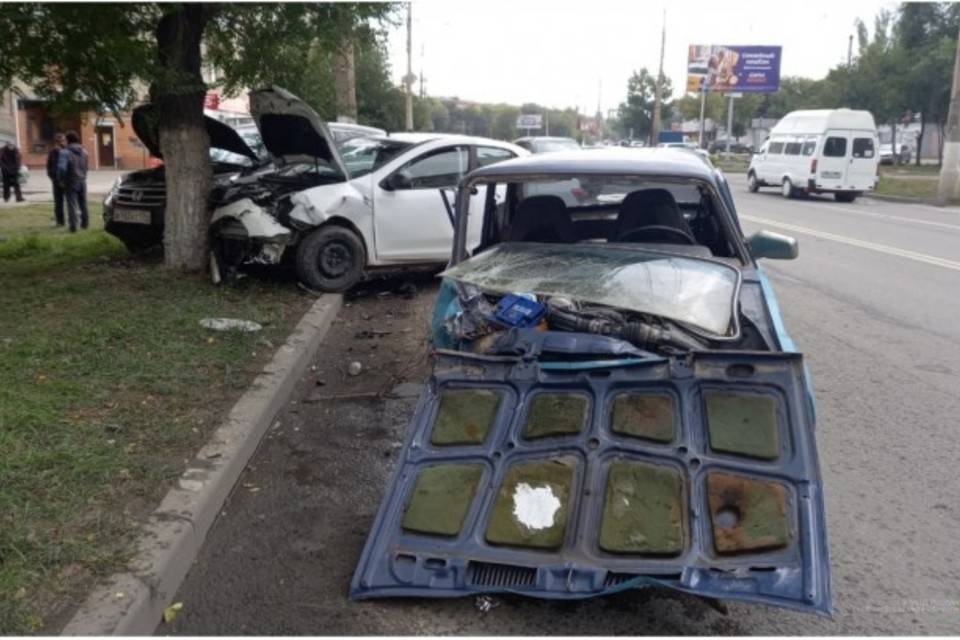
[834,192,858,203]
[296,225,366,293]
[781,178,795,199]
[747,172,760,193]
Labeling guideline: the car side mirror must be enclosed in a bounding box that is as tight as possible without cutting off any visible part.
[747,230,798,260]
[383,171,413,191]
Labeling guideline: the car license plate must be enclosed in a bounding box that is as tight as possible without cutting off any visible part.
[113,208,152,225]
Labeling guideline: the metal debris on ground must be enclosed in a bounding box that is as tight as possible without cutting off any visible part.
[347,361,363,376]
[199,318,263,332]
[474,594,501,613]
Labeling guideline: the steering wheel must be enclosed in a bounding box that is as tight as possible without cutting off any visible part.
[617,225,697,245]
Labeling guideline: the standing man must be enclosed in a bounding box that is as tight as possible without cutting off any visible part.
[63,131,89,231]
[46,133,67,225]
[1,140,25,203]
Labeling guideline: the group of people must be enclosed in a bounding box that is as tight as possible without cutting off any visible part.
[1,133,89,231]
[46,131,90,232]
[1,140,25,203]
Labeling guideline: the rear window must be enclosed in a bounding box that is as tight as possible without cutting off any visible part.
[823,137,847,157]
[768,142,784,154]
[784,142,802,155]
[852,138,875,159]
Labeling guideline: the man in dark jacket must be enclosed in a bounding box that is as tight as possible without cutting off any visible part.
[1,140,25,203]
[46,133,67,225]
[63,131,89,231]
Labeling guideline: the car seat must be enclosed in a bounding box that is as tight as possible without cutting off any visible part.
[610,188,696,244]
[505,195,578,243]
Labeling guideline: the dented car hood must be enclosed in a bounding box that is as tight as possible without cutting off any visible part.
[351,343,831,614]
[250,86,348,177]
[131,104,259,163]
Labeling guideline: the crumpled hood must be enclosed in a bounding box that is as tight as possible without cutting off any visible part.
[249,86,347,177]
[131,104,259,163]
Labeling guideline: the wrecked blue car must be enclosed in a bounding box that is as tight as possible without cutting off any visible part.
[351,148,831,615]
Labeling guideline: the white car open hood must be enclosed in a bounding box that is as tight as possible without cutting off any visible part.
[250,86,348,177]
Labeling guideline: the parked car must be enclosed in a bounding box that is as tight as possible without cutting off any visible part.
[879,143,912,165]
[747,109,879,202]
[708,139,753,154]
[657,141,710,161]
[351,147,831,616]
[512,136,581,154]
[104,106,386,254]
[206,87,528,291]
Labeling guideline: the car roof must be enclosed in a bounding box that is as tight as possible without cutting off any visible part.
[366,132,527,152]
[466,147,718,182]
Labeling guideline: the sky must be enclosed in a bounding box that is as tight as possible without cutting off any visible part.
[386,0,898,115]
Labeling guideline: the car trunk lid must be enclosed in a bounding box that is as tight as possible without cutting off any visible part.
[351,348,831,614]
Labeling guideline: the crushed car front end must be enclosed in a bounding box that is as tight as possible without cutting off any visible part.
[351,149,831,615]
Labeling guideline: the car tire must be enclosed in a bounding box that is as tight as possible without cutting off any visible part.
[747,172,760,193]
[781,178,795,199]
[834,192,858,203]
[296,225,366,293]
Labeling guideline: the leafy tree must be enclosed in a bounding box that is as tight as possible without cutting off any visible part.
[615,68,673,143]
[0,2,396,271]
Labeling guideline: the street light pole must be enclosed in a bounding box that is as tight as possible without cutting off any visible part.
[937,24,960,203]
[403,3,414,132]
[651,7,666,146]
[698,88,707,148]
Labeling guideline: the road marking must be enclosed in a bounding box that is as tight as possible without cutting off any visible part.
[740,214,960,272]
[793,200,960,231]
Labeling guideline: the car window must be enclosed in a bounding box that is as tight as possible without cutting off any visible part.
[397,146,468,189]
[784,142,802,155]
[533,139,581,153]
[852,137,875,159]
[476,146,515,168]
[824,137,847,157]
[768,141,784,154]
[801,139,817,156]
[339,138,413,178]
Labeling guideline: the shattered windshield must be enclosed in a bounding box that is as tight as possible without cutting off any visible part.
[441,242,739,336]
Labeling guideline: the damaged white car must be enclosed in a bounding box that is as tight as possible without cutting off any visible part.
[209,87,527,291]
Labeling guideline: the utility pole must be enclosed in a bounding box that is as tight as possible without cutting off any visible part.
[419,42,425,99]
[403,3,415,131]
[725,94,735,153]
[937,25,960,202]
[847,34,853,67]
[698,87,707,148]
[651,7,666,146]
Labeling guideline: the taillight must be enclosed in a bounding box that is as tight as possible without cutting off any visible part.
[810,159,818,175]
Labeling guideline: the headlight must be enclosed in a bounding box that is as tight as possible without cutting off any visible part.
[103,177,123,208]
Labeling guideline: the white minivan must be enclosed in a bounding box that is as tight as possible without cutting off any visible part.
[747,109,879,202]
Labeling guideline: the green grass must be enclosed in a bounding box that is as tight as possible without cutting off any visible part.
[0,203,311,632]
[878,163,940,177]
[709,154,751,173]
[875,176,938,199]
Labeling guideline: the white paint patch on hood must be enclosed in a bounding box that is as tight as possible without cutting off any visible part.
[512,482,561,530]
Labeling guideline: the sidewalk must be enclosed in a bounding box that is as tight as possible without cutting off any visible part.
[1,170,125,206]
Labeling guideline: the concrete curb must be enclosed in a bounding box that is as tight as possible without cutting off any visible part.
[61,293,343,635]
[863,192,945,206]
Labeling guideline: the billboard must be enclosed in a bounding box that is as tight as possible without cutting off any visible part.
[686,45,782,93]
[516,114,543,130]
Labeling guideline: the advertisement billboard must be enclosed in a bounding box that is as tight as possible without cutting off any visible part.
[686,45,782,93]
[516,114,543,130]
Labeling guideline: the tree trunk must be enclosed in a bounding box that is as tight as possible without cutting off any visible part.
[152,5,216,271]
[333,38,357,123]
[891,121,898,165]
[938,118,945,167]
[916,114,924,166]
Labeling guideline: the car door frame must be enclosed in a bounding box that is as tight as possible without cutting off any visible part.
[369,143,476,264]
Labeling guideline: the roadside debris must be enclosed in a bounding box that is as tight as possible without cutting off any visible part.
[474,594,501,613]
[163,601,184,624]
[199,318,262,332]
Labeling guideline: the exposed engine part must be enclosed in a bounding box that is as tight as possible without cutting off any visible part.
[546,300,706,352]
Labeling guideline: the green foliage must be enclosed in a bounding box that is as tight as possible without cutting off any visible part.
[614,68,673,141]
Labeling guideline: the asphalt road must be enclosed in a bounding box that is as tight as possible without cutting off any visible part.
[162,182,960,635]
